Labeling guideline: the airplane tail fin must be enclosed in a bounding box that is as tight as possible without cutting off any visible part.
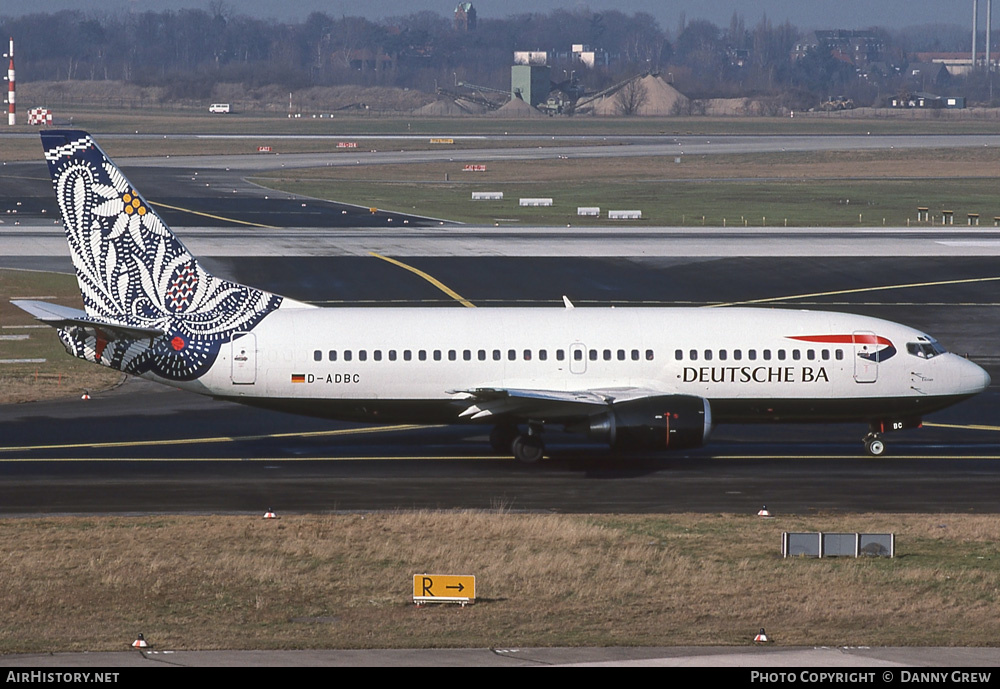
[35,130,290,381]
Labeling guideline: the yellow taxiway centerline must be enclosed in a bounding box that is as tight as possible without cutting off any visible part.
[710,276,1000,308]
[922,422,1000,433]
[149,201,280,230]
[0,424,435,454]
[369,252,477,308]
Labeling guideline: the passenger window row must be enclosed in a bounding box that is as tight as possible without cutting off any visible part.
[674,348,845,362]
[312,348,657,363]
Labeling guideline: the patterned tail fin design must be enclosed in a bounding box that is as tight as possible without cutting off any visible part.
[41,130,283,381]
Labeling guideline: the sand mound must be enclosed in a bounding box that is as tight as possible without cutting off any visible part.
[702,97,787,116]
[488,96,547,118]
[588,75,689,116]
[413,98,486,116]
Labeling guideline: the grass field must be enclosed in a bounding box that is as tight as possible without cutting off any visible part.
[254,147,1000,227]
[0,511,997,652]
[0,269,122,404]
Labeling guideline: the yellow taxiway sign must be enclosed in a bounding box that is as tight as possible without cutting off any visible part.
[413,574,476,606]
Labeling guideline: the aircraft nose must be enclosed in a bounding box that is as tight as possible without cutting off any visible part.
[960,357,991,395]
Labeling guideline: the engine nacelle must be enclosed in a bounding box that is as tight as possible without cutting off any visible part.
[586,395,713,450]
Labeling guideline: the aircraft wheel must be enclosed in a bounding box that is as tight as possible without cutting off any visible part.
[864,435,886,457]
[511,434,545,463]
[489,424,519,454]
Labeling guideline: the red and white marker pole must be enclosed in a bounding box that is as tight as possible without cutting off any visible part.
[6,37,14,126]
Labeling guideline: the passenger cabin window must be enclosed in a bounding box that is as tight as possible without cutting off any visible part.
[314,350,322,362]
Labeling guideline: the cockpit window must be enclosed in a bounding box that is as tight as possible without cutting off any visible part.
[906,337,946,359]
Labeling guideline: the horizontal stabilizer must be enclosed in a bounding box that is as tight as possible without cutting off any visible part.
[12,300,165,340]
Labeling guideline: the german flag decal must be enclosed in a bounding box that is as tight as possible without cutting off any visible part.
[291,374,306,383]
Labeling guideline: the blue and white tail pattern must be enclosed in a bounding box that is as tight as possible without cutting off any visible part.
[40,130,285,381]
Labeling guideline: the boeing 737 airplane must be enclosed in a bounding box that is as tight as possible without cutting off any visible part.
[14,130,991,461]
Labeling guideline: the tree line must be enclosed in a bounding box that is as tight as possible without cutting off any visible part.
[0,7,992,107]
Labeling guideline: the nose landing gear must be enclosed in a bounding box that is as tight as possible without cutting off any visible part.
[863,432,885,456]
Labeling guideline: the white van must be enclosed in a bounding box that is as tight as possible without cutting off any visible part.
[209,104,231,114]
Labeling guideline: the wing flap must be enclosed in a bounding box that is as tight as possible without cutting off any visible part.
[452,386,667,421]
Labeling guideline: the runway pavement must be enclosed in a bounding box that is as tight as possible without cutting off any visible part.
[3,133,1000,514]
[4,645,999,667]
[3,251,1000,515]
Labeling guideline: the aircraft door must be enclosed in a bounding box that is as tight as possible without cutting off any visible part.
[852,330,878,384]
[231,332,257,385]
[569,342,587,374]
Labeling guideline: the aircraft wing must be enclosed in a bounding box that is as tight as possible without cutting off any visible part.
[12,300,165,341]
[452,386,664,421]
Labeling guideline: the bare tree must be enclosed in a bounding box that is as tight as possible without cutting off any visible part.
[615,78,648,115]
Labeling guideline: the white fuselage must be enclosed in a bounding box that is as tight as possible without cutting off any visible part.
[164,306,988,426]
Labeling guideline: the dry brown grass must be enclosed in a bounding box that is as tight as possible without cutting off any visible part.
[0,512,997,652]
[0,269,121,403]
[262,146,1000,185]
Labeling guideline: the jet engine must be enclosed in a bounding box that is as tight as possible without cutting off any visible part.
[585,395,712,450]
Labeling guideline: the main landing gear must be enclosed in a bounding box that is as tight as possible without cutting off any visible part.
[491,423,545,463]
